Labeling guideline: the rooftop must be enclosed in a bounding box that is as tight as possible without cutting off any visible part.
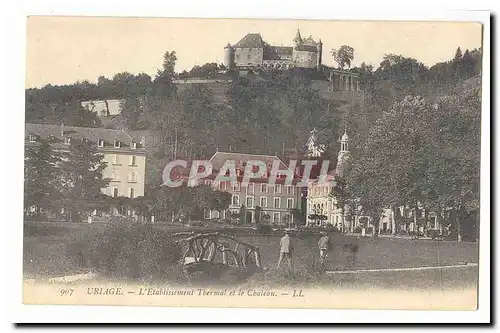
[25,123,145,150]
[234,33,264,48]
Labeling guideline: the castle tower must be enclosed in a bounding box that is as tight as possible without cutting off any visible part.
[336,129,350,177]
[293,28,303,47]
[223,43,234,69]
[316,38,323,69]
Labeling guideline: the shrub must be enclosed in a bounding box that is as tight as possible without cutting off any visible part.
[68,222,183,283]
[256,224,273,234]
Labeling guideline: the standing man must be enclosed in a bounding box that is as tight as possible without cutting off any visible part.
[318,231,331,264]
[277,231,294,271]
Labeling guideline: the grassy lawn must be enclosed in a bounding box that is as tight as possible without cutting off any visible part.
[23,223,479,290]
[238,233,479,271]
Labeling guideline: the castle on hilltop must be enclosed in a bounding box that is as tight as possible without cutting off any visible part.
[223,29,323,70]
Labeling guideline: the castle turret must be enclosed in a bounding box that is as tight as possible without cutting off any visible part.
[293,28,302,47]
[223,43,234,69]
[316,38,323,69]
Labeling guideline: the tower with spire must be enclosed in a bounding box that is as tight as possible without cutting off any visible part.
[306,127,325,158]
[293,28,303,47]
[336,129,350,176]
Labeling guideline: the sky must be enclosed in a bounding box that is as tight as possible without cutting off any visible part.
[25,16,483,88]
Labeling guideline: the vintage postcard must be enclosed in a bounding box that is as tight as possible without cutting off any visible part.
[20,13,489,319]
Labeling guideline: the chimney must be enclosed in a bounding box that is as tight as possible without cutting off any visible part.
[60,123,64,137]
[140,136,146,146]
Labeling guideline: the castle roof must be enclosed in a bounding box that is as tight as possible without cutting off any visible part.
[303,35,317,45]
[293,29,302,43]
[234,33,264,48]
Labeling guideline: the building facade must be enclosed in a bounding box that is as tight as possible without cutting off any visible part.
[201,152,302,225]
[306,130,351,230]
[25,123,147,202]
[224,29,323,70]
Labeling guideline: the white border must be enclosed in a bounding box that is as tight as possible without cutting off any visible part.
[3,0,492,325]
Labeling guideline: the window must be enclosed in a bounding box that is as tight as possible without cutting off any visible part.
[273,212,280,223]
[111,172,119,182]
[246,183,254,194]
[130,142,137,149]
[287,198,294,209]
[219,182,226,191]
[261,184,268,193]
[233,182,241,192]
[113,154,120,165]
[204,180,212,186]
[112,188,118,197]
[128,172,136,183]
[114,140,121,148]
[98,138,104,147]
[129,155,137,166]
[28,134,36,142]
[232,194,239,206]
[260,196,268,208]
[129,188,135,199]
[203,209,211,219]
[246,196,254,208]
[274,197,281,208]
[275,185,282,194]
[286,185,294,195]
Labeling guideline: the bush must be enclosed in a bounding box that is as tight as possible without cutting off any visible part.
[425,229,440,239]
[353,225,363,233]
[256,224,273,234]
[69,222,183,283]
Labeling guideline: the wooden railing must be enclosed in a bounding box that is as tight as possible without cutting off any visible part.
[174,232,262,269]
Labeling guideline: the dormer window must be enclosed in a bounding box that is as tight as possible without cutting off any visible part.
[98,138,104,148]
[130,142,137,149]
[114,140,121,148]
[28,134,36,142]
[64,137,71,145]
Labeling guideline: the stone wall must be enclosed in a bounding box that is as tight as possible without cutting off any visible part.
[234,48,264,67]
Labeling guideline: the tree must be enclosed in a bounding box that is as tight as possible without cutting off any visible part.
[454,47,463,61]
[58,139,110,221]
[239,205,247,224]
[330,45,355,70]
[120,98,141,130]
[254,206,262,224]
[24,139,62,216]
[154,51,178,97]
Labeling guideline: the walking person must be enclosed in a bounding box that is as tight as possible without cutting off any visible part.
[277,231,294,271]
[318,231,331,264]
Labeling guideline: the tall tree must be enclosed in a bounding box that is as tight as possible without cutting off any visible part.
[24,139,62,215]
[58,139,110,221]
[330,45,355,70]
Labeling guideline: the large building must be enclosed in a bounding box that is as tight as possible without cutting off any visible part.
[305,130,444,235]
[200,151,303,225]
[25,123,147,203]
[224,29,323,70]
